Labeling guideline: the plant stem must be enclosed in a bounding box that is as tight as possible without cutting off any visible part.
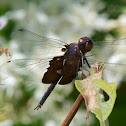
[61,94,84,126]
[100,118,109,126]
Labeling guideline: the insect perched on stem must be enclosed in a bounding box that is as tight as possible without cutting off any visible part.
[0,29,126,110]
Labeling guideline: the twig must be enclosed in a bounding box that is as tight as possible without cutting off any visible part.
[61,70,88,126]
[61,94,84,126]
[0,48,12,61]
[0,105,9,110]
[87,109,90,126]
[0,105,9,120]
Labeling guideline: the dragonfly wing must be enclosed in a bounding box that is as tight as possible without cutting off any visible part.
[42,56,64,84]
[86,58,126,83]
[87,38,126,63]
[85,38,126,83]
[0,58,53,83]
[11,29,67,59]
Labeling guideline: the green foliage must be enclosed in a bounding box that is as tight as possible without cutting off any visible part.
[75,79,116,122]
[92,28,119,42]
[75,64,117,125]
[99,0,126,19]
[0,7,11,15]
[92,79,116,121]
[0,20,15,41]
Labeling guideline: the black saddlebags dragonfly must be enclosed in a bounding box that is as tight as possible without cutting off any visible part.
[0,29,126,110]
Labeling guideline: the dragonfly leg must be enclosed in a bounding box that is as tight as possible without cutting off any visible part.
[76,60,80,77]
[34,83,56,110]
[84,57,91,68]
[81,55,90,75]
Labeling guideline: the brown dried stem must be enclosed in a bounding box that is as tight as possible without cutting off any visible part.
[61,94,84,126]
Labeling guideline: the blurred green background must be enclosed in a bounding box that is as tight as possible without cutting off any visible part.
[0,0,126,126]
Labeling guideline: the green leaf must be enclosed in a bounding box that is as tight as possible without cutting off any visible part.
[75,77,116,121]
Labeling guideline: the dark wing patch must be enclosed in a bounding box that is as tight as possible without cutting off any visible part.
[59,59,80,85]
[42,56,64,84]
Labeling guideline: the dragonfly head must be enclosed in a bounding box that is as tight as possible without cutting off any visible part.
[78,37,93,54]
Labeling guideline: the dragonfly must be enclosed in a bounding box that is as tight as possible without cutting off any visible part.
[0,29,126,110]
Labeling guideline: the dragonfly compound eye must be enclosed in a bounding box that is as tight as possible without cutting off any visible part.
[85,40,93,52]
[78,37,93,54]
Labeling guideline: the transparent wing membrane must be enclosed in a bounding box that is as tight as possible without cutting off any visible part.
[0,58,52,83]
[87,38,126,65]
[86,58,126,83]
[1,29,126,84]
[11,29,66,58]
